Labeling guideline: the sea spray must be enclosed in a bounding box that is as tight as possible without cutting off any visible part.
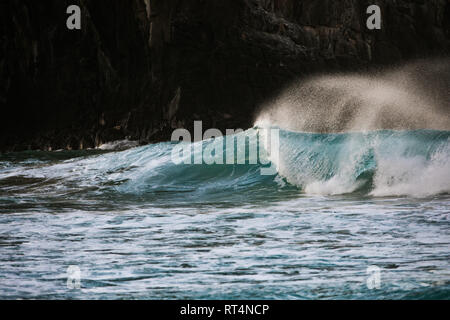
[252,59,450,197]
[255,60,450,133]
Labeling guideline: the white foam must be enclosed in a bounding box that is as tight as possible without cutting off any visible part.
[370,145,450,197]
[97,139,139,151]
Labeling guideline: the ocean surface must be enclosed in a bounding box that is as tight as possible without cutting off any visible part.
[0,128,449,299]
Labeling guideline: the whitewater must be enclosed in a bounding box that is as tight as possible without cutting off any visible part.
[0,61,449,299]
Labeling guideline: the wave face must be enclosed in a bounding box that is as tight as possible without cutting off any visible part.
[2,128,448,205]
[4,127,445,199]
[110,128,450,199]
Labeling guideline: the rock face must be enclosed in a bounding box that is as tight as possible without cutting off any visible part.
[1,0,449,151]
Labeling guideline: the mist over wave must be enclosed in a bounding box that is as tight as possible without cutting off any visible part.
[255,59,450,132]
[251,59,450,197]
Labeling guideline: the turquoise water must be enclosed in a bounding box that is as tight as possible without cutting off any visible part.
[0,128,449,299]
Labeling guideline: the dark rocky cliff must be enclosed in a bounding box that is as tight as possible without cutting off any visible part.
[1,0,449,151]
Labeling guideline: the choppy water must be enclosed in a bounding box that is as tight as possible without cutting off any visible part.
[0,128,449,299]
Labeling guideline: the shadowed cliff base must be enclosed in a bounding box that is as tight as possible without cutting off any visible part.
[1,0,450,151]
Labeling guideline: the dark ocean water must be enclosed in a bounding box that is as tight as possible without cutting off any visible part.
[0,128,449,299]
